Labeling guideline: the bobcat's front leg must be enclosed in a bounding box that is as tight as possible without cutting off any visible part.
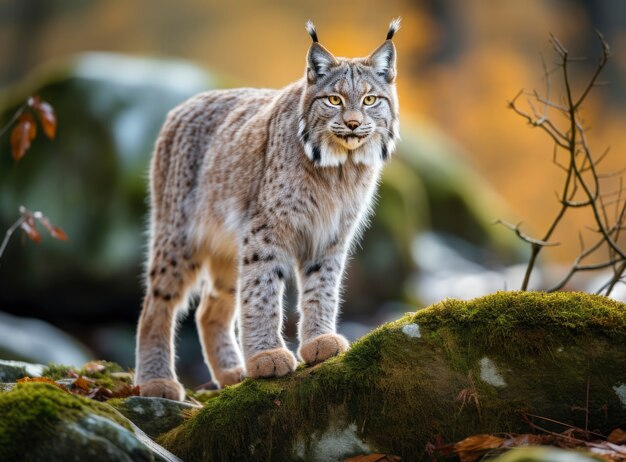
[240,227,297,378]
[297,249,349,365]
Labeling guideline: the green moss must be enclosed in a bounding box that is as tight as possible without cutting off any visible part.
[414,291,626,343]
[185,388,222,404]
[0,382,132,460]
[159,291,626,461]
[40,363,74,380]
[41,360,131,389]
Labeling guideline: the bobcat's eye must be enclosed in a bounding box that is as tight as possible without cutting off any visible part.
[363,95,377,106]
[328,95,342,106]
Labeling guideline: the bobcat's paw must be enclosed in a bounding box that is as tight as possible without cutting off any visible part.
[214,366,245,387]
[139,378,185,401]
[299,333,349,365]
[246,348,297,379]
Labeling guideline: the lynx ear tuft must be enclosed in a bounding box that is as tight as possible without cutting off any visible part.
[306,20,318,43]
[306,22,336,83]
[386,17,401,41]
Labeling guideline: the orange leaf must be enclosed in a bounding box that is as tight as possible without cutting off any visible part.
[37,215,69,241]
[608,428,626,444]
[73,376,92,391]
[10,112,36,161]
[29,96,57,139]
[454,434,504,462]
[20,216,41,244]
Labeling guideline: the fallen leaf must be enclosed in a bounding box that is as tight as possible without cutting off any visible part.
[29,96,56,139]
[609,429,626,445]
[454,434,504,462]
[10,112,36,161]
[87,386,114,401]
[109,383,140,399]
[73,376,92,392]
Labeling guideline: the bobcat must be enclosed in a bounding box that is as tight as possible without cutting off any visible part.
[135,19,400,400]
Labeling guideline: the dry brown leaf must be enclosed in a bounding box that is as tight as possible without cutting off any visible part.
[37,215,68,241]
[20,215,41,244]
[609,429,626,445]
[10,112,36,161]
[29,96,57,139]
[454,434,504,462]
[109,383,140,399]
[343,455,401,462]
[73,376,92,392]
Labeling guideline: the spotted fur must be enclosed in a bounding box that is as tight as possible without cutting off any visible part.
[135,20,401,400]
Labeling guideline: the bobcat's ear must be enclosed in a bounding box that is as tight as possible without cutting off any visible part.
[367,18,400,83]
[305,20,337,83]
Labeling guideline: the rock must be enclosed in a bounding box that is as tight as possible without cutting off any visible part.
[0,310,92,366]
[111,396,200,438]
[0,383,14,392]
[158,291,626,461]
[0,382,180,461]
[0,359,44,382]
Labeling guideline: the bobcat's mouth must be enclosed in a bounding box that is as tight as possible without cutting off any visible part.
[334,133,368,150]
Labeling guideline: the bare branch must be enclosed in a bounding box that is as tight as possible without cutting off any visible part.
[494,220,560,247]
[506,31,625,291]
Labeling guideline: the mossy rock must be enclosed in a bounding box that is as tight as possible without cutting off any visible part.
[0,359,44,382]
[0,382,180,461]
[159,291,626,461]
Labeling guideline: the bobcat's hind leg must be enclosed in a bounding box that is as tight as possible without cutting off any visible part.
[135,238,202,401]
[196,256,244,387]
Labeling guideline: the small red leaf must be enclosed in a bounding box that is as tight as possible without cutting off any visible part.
[10,113,37,161]
[37,215,69,241]
[30,96,56,139]
[20,216,41,244]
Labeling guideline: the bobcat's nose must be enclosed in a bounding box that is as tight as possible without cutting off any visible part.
[345,120,361,131]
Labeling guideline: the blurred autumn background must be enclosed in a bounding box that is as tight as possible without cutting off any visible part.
[1,0,625,386]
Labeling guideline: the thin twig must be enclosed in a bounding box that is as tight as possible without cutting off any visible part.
[0,215,26,264]
[0,104,26,139]
[504,31,625,291]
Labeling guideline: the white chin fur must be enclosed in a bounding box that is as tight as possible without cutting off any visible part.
[302,137,386,168]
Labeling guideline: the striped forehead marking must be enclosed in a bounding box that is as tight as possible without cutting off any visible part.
[330,64,376,96]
